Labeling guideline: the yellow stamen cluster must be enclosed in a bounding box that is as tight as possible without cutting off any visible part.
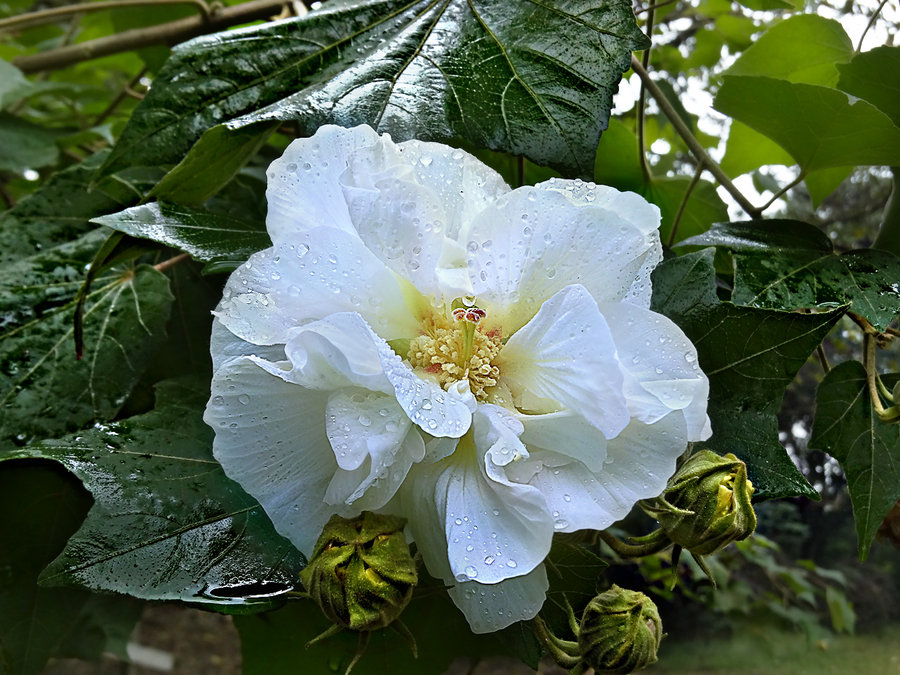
[407,313,503,401]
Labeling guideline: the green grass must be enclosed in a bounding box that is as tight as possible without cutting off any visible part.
[646,623,900,674]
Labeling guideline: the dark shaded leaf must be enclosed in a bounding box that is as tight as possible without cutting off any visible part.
[101,0,650,179]
[9,378,306,609]
[651,248,843,499]
[809,361,900,559]
[0,461,143,675]
[0,232,174,449]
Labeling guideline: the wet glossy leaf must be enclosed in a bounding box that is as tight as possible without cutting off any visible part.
[0,461,142,675]
[652,248,842,499]
[94,200,270,263]
[682,221,900,331]
[11,378,305,608]
[101,0,649,179]
[0,231,174,449]
[837,45,900,127]
[809,361,900,559]
[714,76,900,171]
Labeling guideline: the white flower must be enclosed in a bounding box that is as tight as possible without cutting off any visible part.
[204,125,711,633]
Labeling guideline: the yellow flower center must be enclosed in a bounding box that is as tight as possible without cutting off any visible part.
[407,301,503,401]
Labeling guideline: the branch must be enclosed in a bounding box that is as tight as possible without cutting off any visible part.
[630,55,762,219]
[0,0,212,32]
[636,7,656,181]
[13,0,289,74]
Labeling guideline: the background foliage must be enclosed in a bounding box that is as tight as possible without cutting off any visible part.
[0,0,898,672]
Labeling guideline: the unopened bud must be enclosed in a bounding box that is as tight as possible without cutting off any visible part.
[654,450,757,555]
[299,512,417,631]
[578,585,662,674]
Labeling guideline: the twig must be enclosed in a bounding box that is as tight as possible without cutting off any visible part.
[94,67,148,126]
[636,0,676,15]
[757,170,807,213]
[0,181,15,209]
[13,0,288,73]
[856,0,889,53]
[668,162,702,247]
[630,55,762,219]
[815,344,831,374]
[154,252,191,272]
[0,0,212,32]
[864,333,888,415]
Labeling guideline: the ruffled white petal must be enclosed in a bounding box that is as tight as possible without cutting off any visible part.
[209,318,285,374]
[498,285,629,438]
[214,228,419,346]
[448,565,549,634]
[465,183,662,333]
[600,302,711,440]
[204,357,349,555]
[275,312,472,438]
[323,388,425,511]
[265,124,381,243]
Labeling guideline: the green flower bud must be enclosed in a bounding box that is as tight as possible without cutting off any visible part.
[299,512,417,631]
[655,450,757,555]
[578,585,662,674]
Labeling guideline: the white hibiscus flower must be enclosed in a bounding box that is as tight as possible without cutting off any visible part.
[204,124,711,634]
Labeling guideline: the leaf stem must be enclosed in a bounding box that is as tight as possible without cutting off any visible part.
[636,7,656,182]
[0,0,213,32]
[816,344,831,374]
[864,333,888,416]
[855,0,889,54]
[529,616,581,669]
[757,170,807,213]
[668,162,702,247]
[94,67,148,127]
[13,0,288,73]
[597,528,671,557]
[636,0,677,15]
[154,252,192,272]
[630,56,762,219]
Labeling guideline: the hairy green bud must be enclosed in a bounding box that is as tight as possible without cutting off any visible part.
[654,450,757,555]
[578,585,662,674]
[299,512,417,631]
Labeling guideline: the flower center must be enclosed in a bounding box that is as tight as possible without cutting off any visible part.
[407,299,503,401]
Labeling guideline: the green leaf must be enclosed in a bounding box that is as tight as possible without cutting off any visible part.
[93,200,270,263]
[148,122,277,207]
[714,76,900,171]
[0,151,156,264]
[721,121,794,178]
[0,234,174,449]
[809,361,900,559]
[836,45,900,127]
[0,58,34,108]
[0,461,143,675]
[0,112,62,172]
[682,221,900,331]
[825,585,856,634]
[10,378,306,609]
[651,248,842,499]
[724,15,852,86]
[101,0,649,179]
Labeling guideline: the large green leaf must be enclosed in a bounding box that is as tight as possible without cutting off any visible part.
[93,200,270,264]
[0,231,174,449]
[0,461,143,675]
[100,0,650,179]
[0,150,156,264]
[714,76,900,172]
[836,45,900,127]
[809,361,900,559]
[0,112,62,172]
[682,221,900,331]
[651,248,842,499]
[10,378,306,609]
[723,15,852,86]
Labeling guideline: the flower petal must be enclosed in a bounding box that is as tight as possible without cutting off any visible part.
[210,318,285,374]
[214,228,419,346]
[277,312,472,438]
[265,124,381,243]
[600,301,711,440]
[465,182,662,332]
[448,565,549,634]
[204,357,347,555]
[518,410,608,474]
[403,404,553,586]
[498,285,629,438]
[513,412,689,532]
[323,388,425,511]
